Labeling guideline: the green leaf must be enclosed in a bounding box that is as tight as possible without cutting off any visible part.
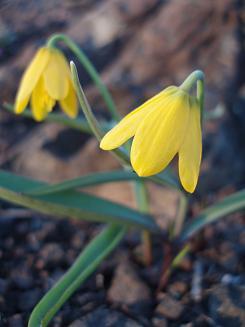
[25,170,140,195]
[25,169,179,196]
[0,170,159,232]
[28,224,126,327]
[180,189,245,240]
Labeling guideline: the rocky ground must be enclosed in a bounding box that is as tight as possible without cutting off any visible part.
[0,0,244,326]
[0,212,244,326]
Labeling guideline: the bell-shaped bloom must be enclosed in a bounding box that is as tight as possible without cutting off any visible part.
[100,86,202,193]
[15,47,78,121]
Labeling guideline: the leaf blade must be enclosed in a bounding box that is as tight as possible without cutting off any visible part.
[180,189,245,240]
[25,168,179,196]
[0,170,159,232]
[24,170,139,195]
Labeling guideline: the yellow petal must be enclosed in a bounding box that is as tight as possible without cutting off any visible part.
[59,82,78,118]
[131,90,190,177]
[43,48,70,100]
[45,94,56,113]
[178,99,202,193]
[15,47,50,112]
[100,86,178,150]
[15,96,30,114]
[30,78,55,121]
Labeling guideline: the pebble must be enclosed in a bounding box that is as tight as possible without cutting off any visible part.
[0,278,8,294]
[8,314,24,327]
[39,243,64,265]
[68,307,142,327]
[152,316,168,327]
[17,289,41,311]
[155,293,184,320]
[10,269,33,290]
[107,259,151,306]
[168,281,188,298]
[208,284,245,326]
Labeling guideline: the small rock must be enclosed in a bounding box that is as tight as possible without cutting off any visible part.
[76,292,102,307]
[26,233,40,252]
[218,242,239,272]
[44,269,65,290]
[39,243,64,266]
[168,281,188,298]
[221,274,242,286]
[17,289,41,311]
[52,315,63,327]
[35,258,45,270]
[71,232,85,250]
[4,237,14,249]
[155,293,184,320]
[177,256,193,271]
[193,314,216,326]
[10,269,33,290]
[152,316,168,327]
[208,284,245,326]
[0,278,8,294]
[68,307,142,327]
[8,313,24,327]
[107,259,151,312]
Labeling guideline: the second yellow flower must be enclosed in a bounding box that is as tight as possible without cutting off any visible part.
[15,46,78,121]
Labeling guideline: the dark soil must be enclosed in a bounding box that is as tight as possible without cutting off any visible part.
[0,210,244,326]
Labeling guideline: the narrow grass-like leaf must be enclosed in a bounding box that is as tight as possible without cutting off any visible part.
[25,170,140,195]
[25,168,179,196]
[181,189,245,240]
[28,224,126,327]
[0,170,159,232]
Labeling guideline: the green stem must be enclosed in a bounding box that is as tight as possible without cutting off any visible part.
[46,33,120,122]
[70,62,103,141]
[70,61,129,166]
[197,78,205,123]
[134,180,152,265]
[134,180,149,213]
[28,224,126,327]
[180,70,204,92]
[171,243,190,268]
[158,243,190,291]
[172,193,188,238]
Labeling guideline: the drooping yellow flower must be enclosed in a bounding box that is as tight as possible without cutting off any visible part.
[100,86,202,193]
[15,46,78,121]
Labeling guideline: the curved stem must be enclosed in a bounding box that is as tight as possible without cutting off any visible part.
[70,62,129,166]
[180,70,204,92]
[197,78,205,123]
[47,33,120,121]
[180,70,205,123]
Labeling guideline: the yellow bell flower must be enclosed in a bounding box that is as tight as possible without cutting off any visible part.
[15,46,78,121]
[100,86,202,193]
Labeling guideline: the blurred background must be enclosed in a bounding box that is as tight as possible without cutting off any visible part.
[0,0,244,326]
[0,0,244,196]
